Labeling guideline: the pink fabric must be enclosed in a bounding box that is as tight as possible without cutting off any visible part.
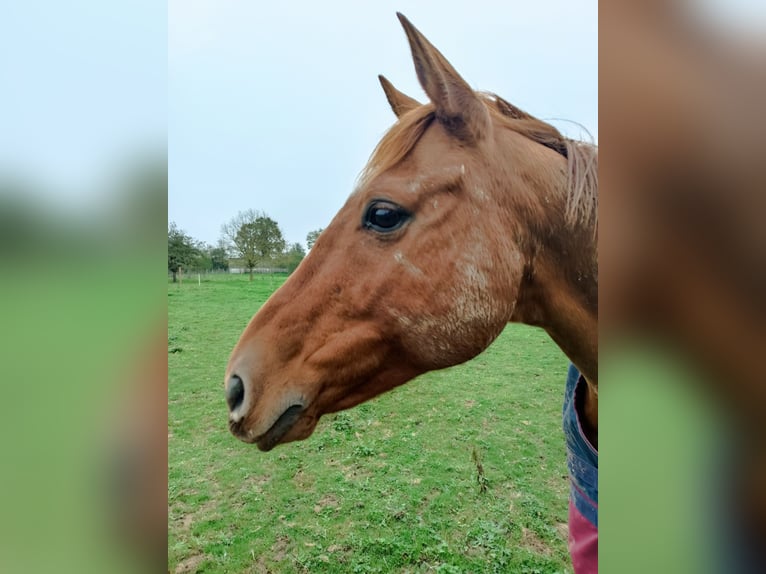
[569,499,598,574]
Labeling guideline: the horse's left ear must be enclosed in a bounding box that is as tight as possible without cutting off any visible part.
[378,75,421,118]
[397,12,491,143]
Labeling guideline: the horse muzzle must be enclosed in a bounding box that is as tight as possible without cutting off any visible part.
[225,368,317,450]
[251,404,305,451]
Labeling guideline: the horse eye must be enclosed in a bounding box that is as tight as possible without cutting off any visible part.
[363,201,410,233]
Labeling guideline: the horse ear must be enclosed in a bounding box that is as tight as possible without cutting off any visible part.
[378,75,421,118]
[396,12,490,143]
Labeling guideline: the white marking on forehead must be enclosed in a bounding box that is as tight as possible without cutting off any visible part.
[408,177,424,194]
[409,165,467,195]
[394,251,424,276]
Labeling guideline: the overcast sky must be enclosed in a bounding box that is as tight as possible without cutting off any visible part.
[168,0,597,248]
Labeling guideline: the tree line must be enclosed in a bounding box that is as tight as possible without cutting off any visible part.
[168,210,324,282]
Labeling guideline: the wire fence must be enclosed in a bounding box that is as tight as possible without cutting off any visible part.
[168,268,289,285]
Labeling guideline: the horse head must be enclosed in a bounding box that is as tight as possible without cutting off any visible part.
[224,14,597,451]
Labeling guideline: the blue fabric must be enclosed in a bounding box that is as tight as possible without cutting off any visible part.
[563,364,599,527]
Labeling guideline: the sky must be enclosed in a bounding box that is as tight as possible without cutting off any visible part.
[168,0,597,248]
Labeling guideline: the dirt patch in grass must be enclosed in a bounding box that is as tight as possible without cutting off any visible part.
[180,514,194,531]
[251,553,278,574]
[342,464,373,481]
[271,535,290,561]
[313,493,340,513]
[520,526,552,556]
[176,499,218,532]
[174,553,208,573]
[242,473,271,494]
[292,468,314,489]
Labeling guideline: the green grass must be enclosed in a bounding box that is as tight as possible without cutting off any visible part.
[169,274,572,573]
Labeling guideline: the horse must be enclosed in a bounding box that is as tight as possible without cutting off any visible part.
[224,13,597,571]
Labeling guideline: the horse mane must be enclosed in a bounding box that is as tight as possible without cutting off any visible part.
[358,94,598,234]
[357,106,436,191]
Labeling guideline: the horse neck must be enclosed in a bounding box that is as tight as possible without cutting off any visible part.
[509,227,599,448]
[511,228,598,386]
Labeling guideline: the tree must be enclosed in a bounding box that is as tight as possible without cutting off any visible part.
[189,241,229,273]
[306,228,324,250]
[191,247,213,272]
[168,222,200,282]
[280,242,306,274]
[209,240,229,272]
[222,210,286,281]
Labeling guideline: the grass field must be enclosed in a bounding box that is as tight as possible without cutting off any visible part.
[168,273,572,573]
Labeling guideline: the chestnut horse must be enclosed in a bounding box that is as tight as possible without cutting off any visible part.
[225,12,597,567]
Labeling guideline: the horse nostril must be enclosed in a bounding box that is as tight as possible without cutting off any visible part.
[226,374,245,411]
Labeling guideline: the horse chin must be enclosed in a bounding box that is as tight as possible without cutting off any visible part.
[253,405,316,452]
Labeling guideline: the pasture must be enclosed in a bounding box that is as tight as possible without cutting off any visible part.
[169,273,572,573]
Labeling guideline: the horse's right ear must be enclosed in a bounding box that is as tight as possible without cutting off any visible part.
[378,75,421,118]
